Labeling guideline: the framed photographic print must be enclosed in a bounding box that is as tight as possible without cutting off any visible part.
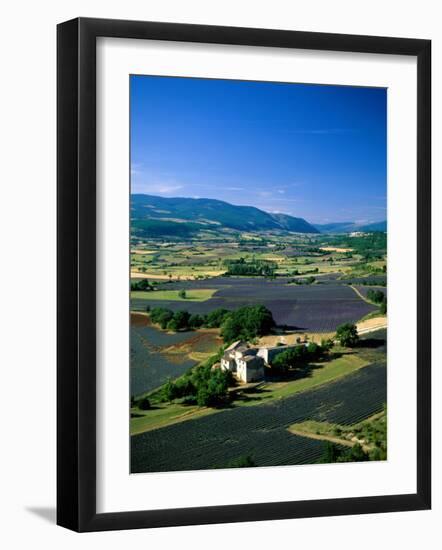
[57,18,431,532]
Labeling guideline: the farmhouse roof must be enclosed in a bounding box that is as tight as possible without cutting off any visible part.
[260,343,305,352]
[225,340,247,352]
[242,348,258,357]
[242,355,264,365]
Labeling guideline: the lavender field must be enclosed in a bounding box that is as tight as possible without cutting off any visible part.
[131,277,377,332]
[131,313,221,396]
[131,361,386,472]
[354,285,387,300]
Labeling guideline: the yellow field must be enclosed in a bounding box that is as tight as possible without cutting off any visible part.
[319,246,354,253]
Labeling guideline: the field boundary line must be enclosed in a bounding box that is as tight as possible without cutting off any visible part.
[357,322,387,335]
[349,284,376,305]
[287,426,372,452]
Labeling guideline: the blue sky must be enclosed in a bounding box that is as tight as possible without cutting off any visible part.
[130,75,386,224]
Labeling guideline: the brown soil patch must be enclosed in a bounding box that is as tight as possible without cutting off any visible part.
[131,312,151,327]
[288,427,372,452]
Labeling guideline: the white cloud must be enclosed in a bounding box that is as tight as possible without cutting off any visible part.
[132,182,183,195]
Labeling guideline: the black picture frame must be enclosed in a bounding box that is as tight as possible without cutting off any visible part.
[57,17,431,532]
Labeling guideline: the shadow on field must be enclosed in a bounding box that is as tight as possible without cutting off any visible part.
[276,324,307,332]
[131,405,162,417]
[264,351,345,384]
[356,337,386,350]
[232,386,273,404]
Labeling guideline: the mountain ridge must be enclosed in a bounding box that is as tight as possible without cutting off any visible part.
[131,194,320,235]
[314,220,386,233]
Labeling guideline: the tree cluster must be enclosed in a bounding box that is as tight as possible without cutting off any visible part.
[131,279,153,291]
[271,341,329,372]
[319,442,369,463]
[160,352,232,407]
[348,278,386,287]
[367,289,385,304]
[224,257,277,277]
[367,289,387,313]
[336,323,359,347]
[149,306,231,332]
[149,304,276,344]
[220,305,275,343]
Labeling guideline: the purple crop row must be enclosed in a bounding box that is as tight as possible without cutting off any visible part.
[131,278,377,332]
[131,361,386,472]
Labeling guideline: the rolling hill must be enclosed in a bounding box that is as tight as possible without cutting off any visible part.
[314,220,387,234]
[131,194,319,236]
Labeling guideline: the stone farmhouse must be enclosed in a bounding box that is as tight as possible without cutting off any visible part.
[220,340,303,383]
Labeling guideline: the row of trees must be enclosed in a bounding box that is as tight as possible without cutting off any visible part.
[149,304,276,344]
[224,257,277,277]
[347,279,386,287]
[272,340,333,372]
[149,306,210,331]
[131,278,154,291]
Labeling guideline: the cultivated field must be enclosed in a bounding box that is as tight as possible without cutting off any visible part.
[130,230,387,470]
[131,313,222,396]
[354,285,387,300]
[131,277,377,332]
[131,361,386,472]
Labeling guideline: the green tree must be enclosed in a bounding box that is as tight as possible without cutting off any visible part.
[338,443,369,463]
[319,441,340,463]
[167,310,191,331]
[158,310,174,329]
[367,289,385,304]
[162,379,178,402]
[150,306,175,329]
[205,308,231,328]
[306,342,321,359]
[336,322,359,347]
[138,397,151,410]
[272,346,306,371]
[189,313,205,328]
[178,289,187,299]
[320,338,334,352]
[131,278,153,291]
[193,365,230,407]
[220,305,275,343]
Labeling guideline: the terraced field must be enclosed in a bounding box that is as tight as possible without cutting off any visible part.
[131,313,221,396]
[131,361,386,472]
[131,277,377,332]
